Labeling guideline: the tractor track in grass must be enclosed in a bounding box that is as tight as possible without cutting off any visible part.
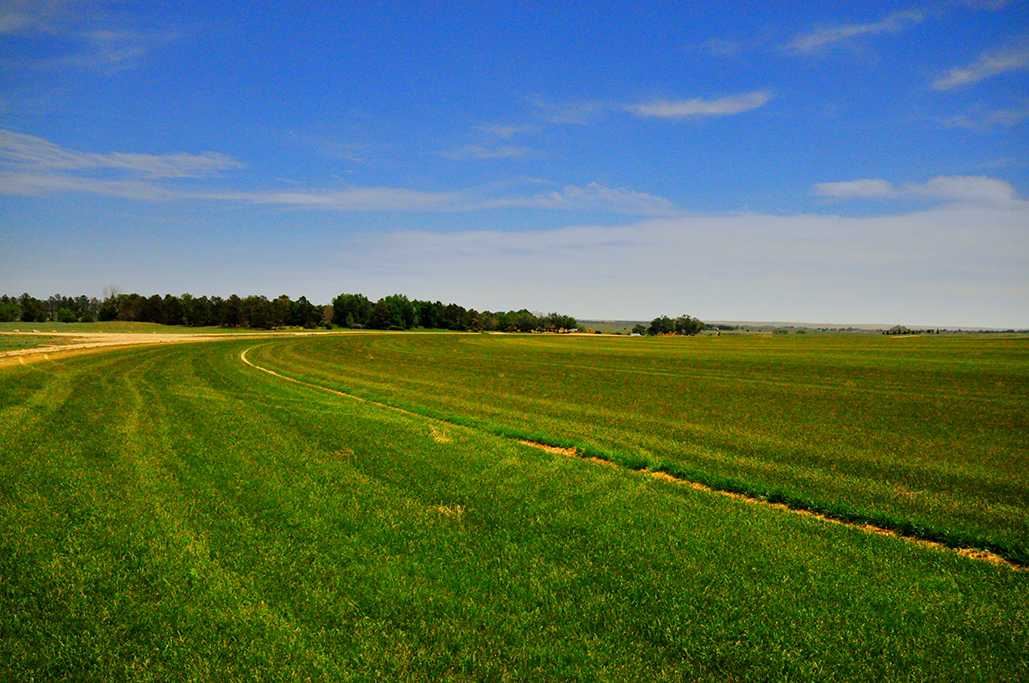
[240,345,1025,572]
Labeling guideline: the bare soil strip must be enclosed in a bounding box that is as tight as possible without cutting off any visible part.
[240,347,1025,572]
[0,330,344,368]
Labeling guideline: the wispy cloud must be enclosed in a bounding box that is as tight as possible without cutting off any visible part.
[477,123,535,139]
[0,0,177,72]
[943,104,1029,130]
[696,38,746,58]
[627,91,771,119]
[478,182,675,215]
[956,0,1011,10]
[933,41,1029,89]
[528,97,607,125]
[441,144,532,160]
[0,129,241,177]
[0,129,673,215]
[814,175,1018,205]
[0,0,73,34]
[786,9,924,53]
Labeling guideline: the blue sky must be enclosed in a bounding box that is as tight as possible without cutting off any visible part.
[1,0,1027,325]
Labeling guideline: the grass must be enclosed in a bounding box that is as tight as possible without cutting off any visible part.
[1,336,1026,679]
[0,334,86,351]
[248,333,1029,564]
[0,321,256,334]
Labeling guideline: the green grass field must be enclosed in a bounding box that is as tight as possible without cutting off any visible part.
[249,333,1029,564]
[1,334,1026,679]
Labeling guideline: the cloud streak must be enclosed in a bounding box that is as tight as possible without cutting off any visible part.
[0,129,242,177]
[814,175,1019,205]
[944,105,1029,130]
[627,91,772,119]
[933,42,1029,89]
[441,144,532,160]
[0,1,177,72]
[0,129,674,215]
[786,10,924,53]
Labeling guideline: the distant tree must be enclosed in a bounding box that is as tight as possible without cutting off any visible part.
[332,293,373,328]
[381,294,416,329]
[98,296,119,321]
[0,299,21,322]
[270,295,292,328]
[222,295,243,327]
[293,296,320,329]
[241,295,272,329]
[56,307,76,323]
[648,316,674,335]
[367,299,399,329]
[140,294,164,323]
[674,314,703,336]
[18,294,47,322]
[163,294,184,325]
[116,293,146,322]
[631,324,647,335]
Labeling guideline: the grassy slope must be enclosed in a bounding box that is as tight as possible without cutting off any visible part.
[0,335,87,351]
[250,333,1029,563]
[0,340,1026,679]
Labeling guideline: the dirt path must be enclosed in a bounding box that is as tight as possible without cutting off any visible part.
[0,330,337,368]
[239,345,1025,572]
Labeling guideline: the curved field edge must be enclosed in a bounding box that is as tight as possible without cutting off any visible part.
[245,335,1029,565]
[0,342,1026,679]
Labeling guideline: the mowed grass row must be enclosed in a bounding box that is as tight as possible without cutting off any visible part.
[249,333,1029,563]
[0,341,1025,679]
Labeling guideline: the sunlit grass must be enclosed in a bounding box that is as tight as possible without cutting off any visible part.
[0,338,1025,679]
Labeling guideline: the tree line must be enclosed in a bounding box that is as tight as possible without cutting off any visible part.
[0,291,578,333]
[632,314,705,336]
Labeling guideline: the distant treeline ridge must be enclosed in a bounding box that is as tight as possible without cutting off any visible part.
[0,292,577,333]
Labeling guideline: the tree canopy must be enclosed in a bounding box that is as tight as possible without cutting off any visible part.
[1,291,577,334]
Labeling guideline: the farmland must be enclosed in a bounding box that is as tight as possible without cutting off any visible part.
[1,333,1026,679]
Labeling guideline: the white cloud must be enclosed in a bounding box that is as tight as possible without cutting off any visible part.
[477,124,535,139]
[334,203,1029,326]
[627,91,771,119]
[814,175,1019,205]
[478,182,675,215]
[0,129,242,177]
[786,10,924,53]
[944,105,1029,129]
[0,1,176,72]
[441,144,532,160]
[0,130,673,214]
[933,42,1029,89]
[812,179,895,199]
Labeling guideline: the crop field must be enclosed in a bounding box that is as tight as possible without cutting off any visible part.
[1,333,1026,679]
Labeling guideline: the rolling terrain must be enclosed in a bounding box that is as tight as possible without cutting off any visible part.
[1,333,1026,679]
